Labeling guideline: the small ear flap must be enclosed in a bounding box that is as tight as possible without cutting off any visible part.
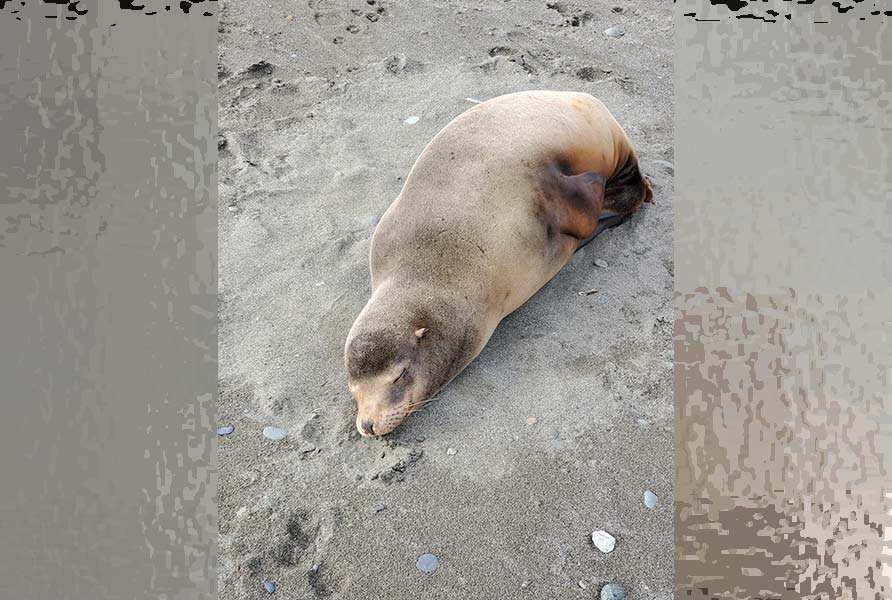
[414,327,428,339]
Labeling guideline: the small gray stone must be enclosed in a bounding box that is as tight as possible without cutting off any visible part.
[591,529,616,553]
[416,553,439,573]
[604,26,624,38]
[594,259,609,268]
[404,116,420,124]
[263,580,276,594]
[262,426,287,441]
[644,489,658,509]
[600,583,627,600]
[446,447,457,456]
[300,443,316,453]
[217,425,235,436]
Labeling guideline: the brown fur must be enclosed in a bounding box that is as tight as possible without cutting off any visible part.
[345,90,652,436]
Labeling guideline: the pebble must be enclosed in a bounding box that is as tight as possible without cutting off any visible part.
[591,529,616,553]
[644,489,658,509]
[262,426,287,441]
[604,25,625,38]
[300,443,316,453]
[520,580,531,589]
[446,447,457,456]
[600,583,627,600]
[404,116,420,124]
[416,553,439,573]
[362,215,380,226]
[217,425,235,436]
[594,259,609,268]
[465,97,482,103]
[578,580,588,589]
[227,205,239,213]
[263,580,276,594]
[526,416,538,426]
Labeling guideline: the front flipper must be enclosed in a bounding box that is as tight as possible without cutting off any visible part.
[542,169,607,242]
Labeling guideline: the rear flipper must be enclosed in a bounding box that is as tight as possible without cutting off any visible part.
[602,152,654,215]
[575,152,653,251]
[576,210,630,250]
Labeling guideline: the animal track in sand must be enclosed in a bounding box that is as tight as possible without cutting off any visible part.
[224,508,319,592]
[477,46,542,76]
[309,0,388,41]
[273,512,313,566]
[546,1,595,27]
[575,66,612,82]
[488,46,515,57]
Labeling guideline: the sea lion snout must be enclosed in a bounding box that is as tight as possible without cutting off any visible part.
[345,325,430,436]
[350,373,422,437]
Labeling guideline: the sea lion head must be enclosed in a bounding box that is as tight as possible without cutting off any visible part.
[345,283,484,437]
[345,324,436,437]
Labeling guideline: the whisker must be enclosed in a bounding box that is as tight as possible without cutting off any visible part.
[409,396,441,410]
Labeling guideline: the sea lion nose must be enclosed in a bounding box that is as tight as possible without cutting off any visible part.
[360,419,375,436]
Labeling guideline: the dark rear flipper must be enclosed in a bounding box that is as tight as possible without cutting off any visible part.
[603,152,654,215]
[575,152,653,251]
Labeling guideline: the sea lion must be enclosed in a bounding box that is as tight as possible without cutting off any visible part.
[345,90,653,436]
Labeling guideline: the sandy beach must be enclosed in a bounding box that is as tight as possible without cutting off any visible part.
[217,0,674,598]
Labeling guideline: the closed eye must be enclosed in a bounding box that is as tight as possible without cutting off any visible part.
[392,367,409,383]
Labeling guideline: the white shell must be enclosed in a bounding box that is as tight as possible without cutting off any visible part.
[591,529,616,553]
